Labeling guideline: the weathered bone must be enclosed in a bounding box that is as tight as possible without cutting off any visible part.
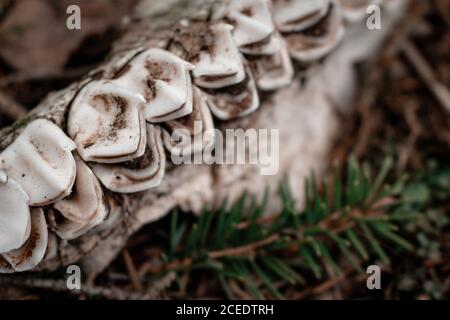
[0,0,407,275]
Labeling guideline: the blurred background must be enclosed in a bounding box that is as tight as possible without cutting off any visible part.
[0,0,448,300]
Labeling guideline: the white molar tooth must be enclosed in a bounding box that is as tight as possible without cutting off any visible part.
[52,157,109,240]
[213,0,279,56]
[162,87,215,156]
[0,119,76,206]
[111,48,194,122]
[273,0,330,32]
[146,81,186,117]
[91,124,166,193]
[240,33,282,56]
[49,210,105,241]
[50,202,109,240]
[149,74,194,122]
[202,64,260,120]
[0,177,31,254]
[0,208,48,273]
[248,36,294,91]
[192,23,246,89]
[284,2,346,63]
[227,10,273,47]
[68,80,147,164]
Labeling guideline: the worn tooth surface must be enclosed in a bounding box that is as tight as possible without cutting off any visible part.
[162,87,215,156]
[0,177,31,255]
[111,48,194,122]
[0,119,77,206]
[213,0,277,52]
[283,2,346,62]
[202,64,260,120]
[272,0,331,32]
[51,156,109,240]
[247,35,294,90]
[0,208,48,273]
[189,23,246,89]
[68,80,147,164]
[91,124,166,193]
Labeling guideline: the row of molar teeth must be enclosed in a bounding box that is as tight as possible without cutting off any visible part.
[0,120,80,272]
[213,0,294,91]
[0,119,116,270]
[110,48,195,123]
[67,47,216,194]
[0,119,77,206]
[172,22,260,120]
[66,49,185,194]
[0,0,397,272]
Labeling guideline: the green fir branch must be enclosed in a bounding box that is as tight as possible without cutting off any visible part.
[154,157,444,299]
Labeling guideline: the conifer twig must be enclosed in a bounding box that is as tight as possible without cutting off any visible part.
[401,38,450,113]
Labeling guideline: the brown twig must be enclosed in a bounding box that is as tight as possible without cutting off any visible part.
[142,272,176,299]
[229,280,253,300]
[208,234,280,259]
[143,234,280,274]
[235,214,278,230]
[0,90,27,119]
[122,249,144,292]
[401,38,450,113]
[292,272,349,300]
[0,269,175,300]
[0,276,145,300]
